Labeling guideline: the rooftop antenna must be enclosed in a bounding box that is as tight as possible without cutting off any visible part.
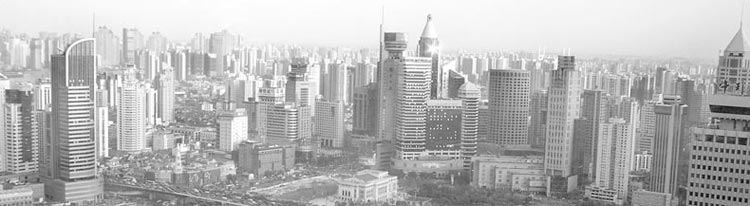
[92,12,96,37]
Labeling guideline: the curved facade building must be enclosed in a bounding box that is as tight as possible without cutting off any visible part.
[488,69,530,145]
[45,38,103,204]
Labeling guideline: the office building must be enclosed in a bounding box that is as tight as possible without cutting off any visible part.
[28,39,44,69]
[122,28,144,65]
[648,103,685,196]
[352,84,378,136]
[488,69,530,145]
[218,108,248,151]
[146,32,167,54]
[375,32,431,169]
[544,56,582,195]
[323,62,348,103]
[686,26,750,206]
[528,90,548,149]
[4,90,39,174]
[32,79,51,111]
[117,69,147,152]
[237,140,295,176]
[157,65,175,124]
[633,151,652,172]
[447,70,465,98]
[417,14,445,99]
[638,99,658,153]
[285,71,313,108]
[632,190,673,206]
[458,83,480,169]
[208,30,235,76]
[314,99,345,153]
[471,156,546,193]
[267,103,311,146]
[152,132,177,151]
[95,26,119,66]
[45,38,103,203]
[586,118,635,205]
[0,188,33,205]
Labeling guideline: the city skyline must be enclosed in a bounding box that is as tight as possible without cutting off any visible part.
[0,1,748,205]
[0,0,746,59]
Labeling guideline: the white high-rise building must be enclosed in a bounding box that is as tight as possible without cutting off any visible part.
[157,65,175,124]
[637,100,658,153]
[33,79,52,111]
[393,56,432,160]
[633,151,652,172]
[3,90,39,174]
[314,99,345,153]
[218,108,248,151]
[544,56,582,195]
[589,118,635,204]
[488,69,530,145]
[117,69,147,152]
[95,105,109,158]
[458,83,480,169]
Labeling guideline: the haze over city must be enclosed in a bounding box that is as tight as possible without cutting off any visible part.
[0,0,745,59]
[1,1,750,206]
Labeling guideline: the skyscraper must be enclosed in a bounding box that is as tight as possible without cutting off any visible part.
[488,69,530,145]
[648,103,685,196]
[377,33,407,143]
[376,32,433,170]
[685,26,750,206]
[458,83,480,170]
[285,71,312,107]
[208,30,235,76]
[146,32,167,54]
[394,55,432,161]
[323,62,348,103]
[45,38,103,203]
[314,99,345,154]
[417,14,444,99]
[218,108,248,151]
[122,28,143,65]
[95,26,119,66]
[4,90,39,174]
[117,69,146,152]
[544,56,582,195]
[352,84,378,136]
[157,65,175,124]
[586,118,635,204]
[528,90,548,149]
[637,99,658,153]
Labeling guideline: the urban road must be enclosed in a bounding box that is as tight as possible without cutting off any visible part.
[104,180,303,206]
[106,182,247,206]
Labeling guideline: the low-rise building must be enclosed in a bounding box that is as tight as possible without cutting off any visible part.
[631,189,674,206]
[471,155,546,193]
[0,187,33,205]
[237,140,295,176]
[336,170,398,203]
[585,186,620,205]
[633,151,652,172]
[152,131,177,151]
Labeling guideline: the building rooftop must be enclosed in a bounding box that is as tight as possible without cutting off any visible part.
[725,27,750,53]
[421,14,437,38]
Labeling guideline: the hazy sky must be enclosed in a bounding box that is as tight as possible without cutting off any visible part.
[0,0,745,59]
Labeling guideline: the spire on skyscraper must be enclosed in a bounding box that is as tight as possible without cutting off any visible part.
[725,27,750,53]
[421,14,437,38]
